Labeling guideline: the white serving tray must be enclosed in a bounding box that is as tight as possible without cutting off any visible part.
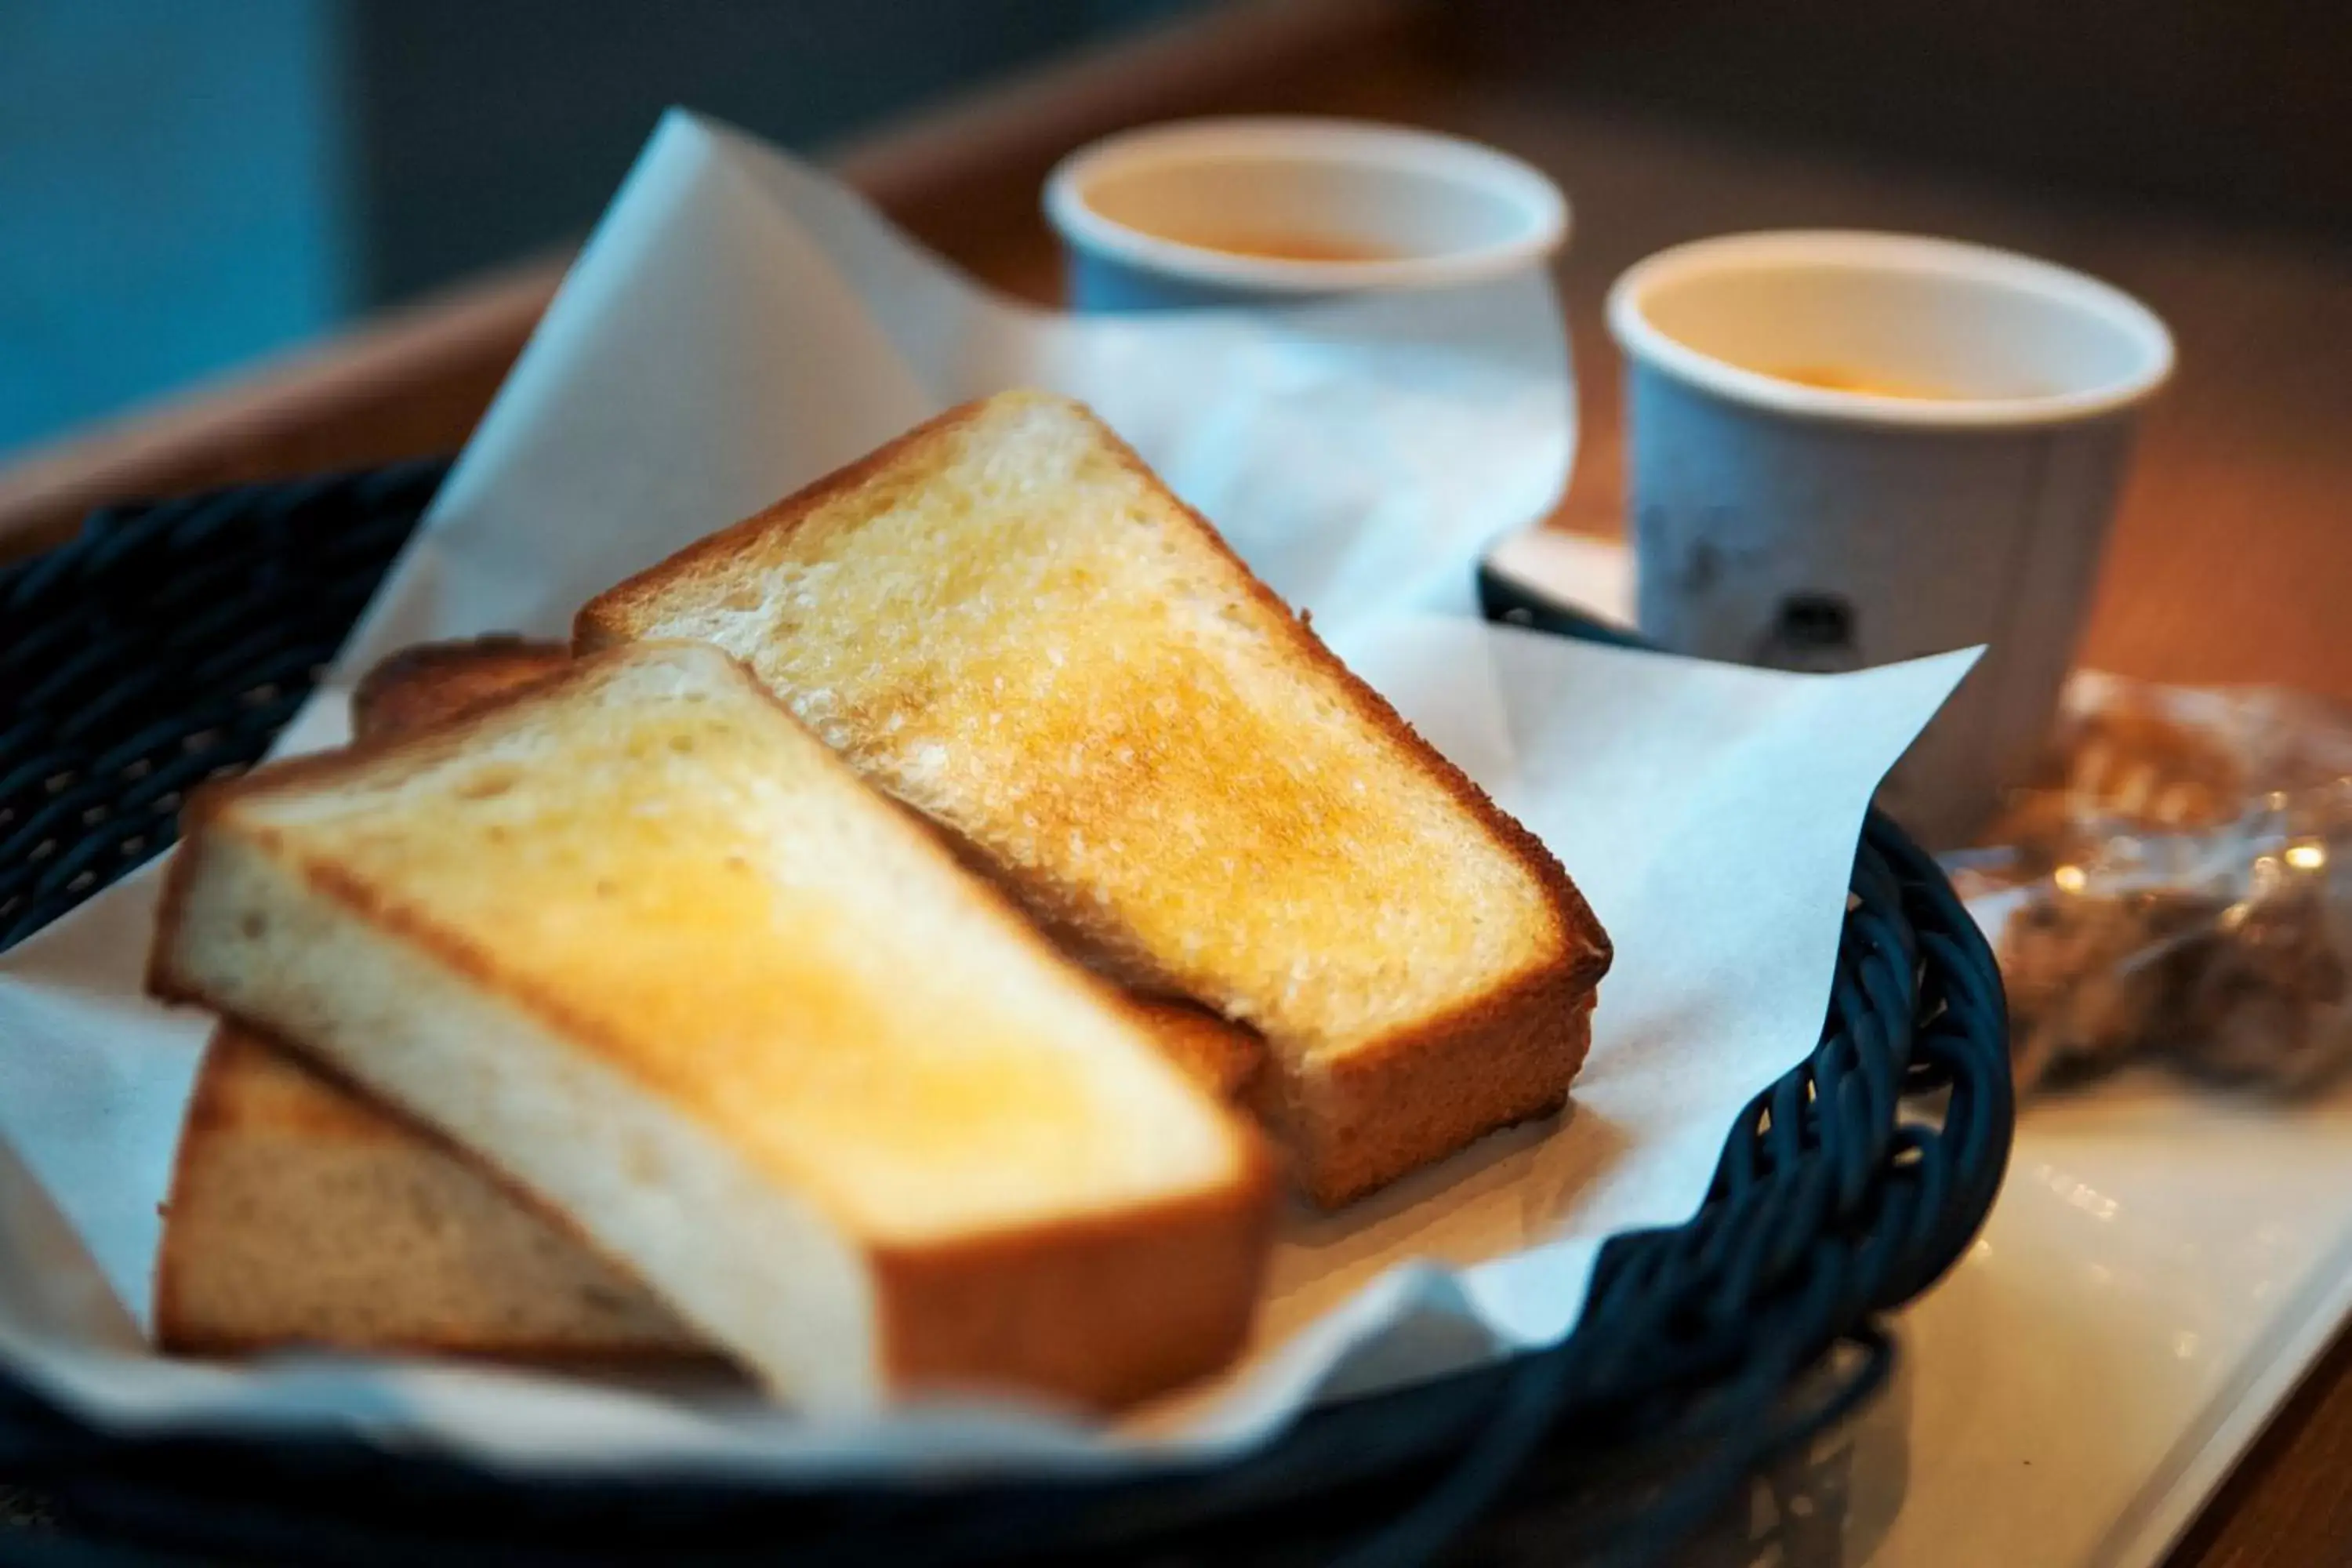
[1486,528,2352,1568]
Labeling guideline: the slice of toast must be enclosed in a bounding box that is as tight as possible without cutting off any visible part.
[577,390,1610,1205]
[355,641,1261,1094]
[158,1025,706,1357]
[149,641,1272,1410]
[156,639,713,1358]
[372,639,1256,1094]
[162,637,1258,1361]
[350,634,573,739]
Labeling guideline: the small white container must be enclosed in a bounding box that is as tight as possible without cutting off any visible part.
[1607,230,2174,844]
[1044,117,1568,311]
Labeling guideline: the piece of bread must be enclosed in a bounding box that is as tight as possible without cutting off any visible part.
[357,642,1261,1094]
[577,390,1610,1205]
[149,641,1272,1410]
[154,638,707,1359]
[162,636,1259,1362]
[372,638,1260,1095]
[1126,995,1261,1099]
[350,634,572,739]
[157,1025,704,1358]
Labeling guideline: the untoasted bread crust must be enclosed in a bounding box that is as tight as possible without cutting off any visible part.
[151,645,1273,1406]
[576,394,1610,1205]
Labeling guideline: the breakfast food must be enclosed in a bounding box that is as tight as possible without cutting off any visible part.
[155,638,707,1357]
[350,634,572,737]
[579,390,1609,1204]
[147,394,1606,1404]
[162,636,1260,1359]
[358,641,1263,1096]
[158,1025,702,1357]
[1125,996,1263,1098]
[150,642,1273,1410]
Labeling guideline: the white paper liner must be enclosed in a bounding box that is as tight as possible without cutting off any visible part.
[0,111,1973,1477]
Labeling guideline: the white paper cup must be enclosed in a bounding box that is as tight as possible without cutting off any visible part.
[1606,230,2174,844]
[1044,118,1568,311]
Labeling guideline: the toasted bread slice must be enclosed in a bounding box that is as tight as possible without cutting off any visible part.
[577,391,1610,1205]
[377,638,1255,1094]
[150,642,1272,1410]
[357,643,1262,1094]
[163,636,1258,1361]
[157,1025,704,1357]
[350,634,572,738]
[155,639,710,1358]
[1127,996,1261,1099]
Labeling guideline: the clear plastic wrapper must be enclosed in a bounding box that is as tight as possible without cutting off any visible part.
[1956,673,2352,1095]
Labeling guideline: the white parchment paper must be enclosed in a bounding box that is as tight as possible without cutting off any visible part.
[0,112,1973,1475]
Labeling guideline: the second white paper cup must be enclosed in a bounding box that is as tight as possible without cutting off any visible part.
[1607,230,2173,845]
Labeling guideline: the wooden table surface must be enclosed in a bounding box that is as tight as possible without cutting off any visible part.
[4,2,2350,1562]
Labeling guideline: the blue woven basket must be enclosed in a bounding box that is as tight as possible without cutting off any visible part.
[0,467,2013,1566]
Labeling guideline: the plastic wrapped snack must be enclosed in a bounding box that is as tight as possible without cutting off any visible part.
[1965,674,2352,1096]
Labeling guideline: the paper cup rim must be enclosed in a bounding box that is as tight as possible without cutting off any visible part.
[1605,230,2175,429]
[1044,117,1570,294]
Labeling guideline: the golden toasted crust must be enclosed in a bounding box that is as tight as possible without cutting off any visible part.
[573,405,1018,635]
[163,633,1269,1358]
[875,1139,1275,1409]
[1254,983,1595,1208]
[159,638,711,1360]
[575,393,1609,1204]
[185,1023,403,1143]
[158,658,1265,1193]
[154,1025,713,1361]
[1127,997,1263,1101]
[362,637,1263,1097]
[576,399,1605,995]
[150,644,1274,1407]
[350,637,569,739]
[287,647,570,1060]
[157,1322,721,1370]
[1086,404,1608,996]
[153,1027,270,1352]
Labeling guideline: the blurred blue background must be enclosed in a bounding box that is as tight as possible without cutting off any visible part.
[1,1,346,456]
[0,0,1204,459]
